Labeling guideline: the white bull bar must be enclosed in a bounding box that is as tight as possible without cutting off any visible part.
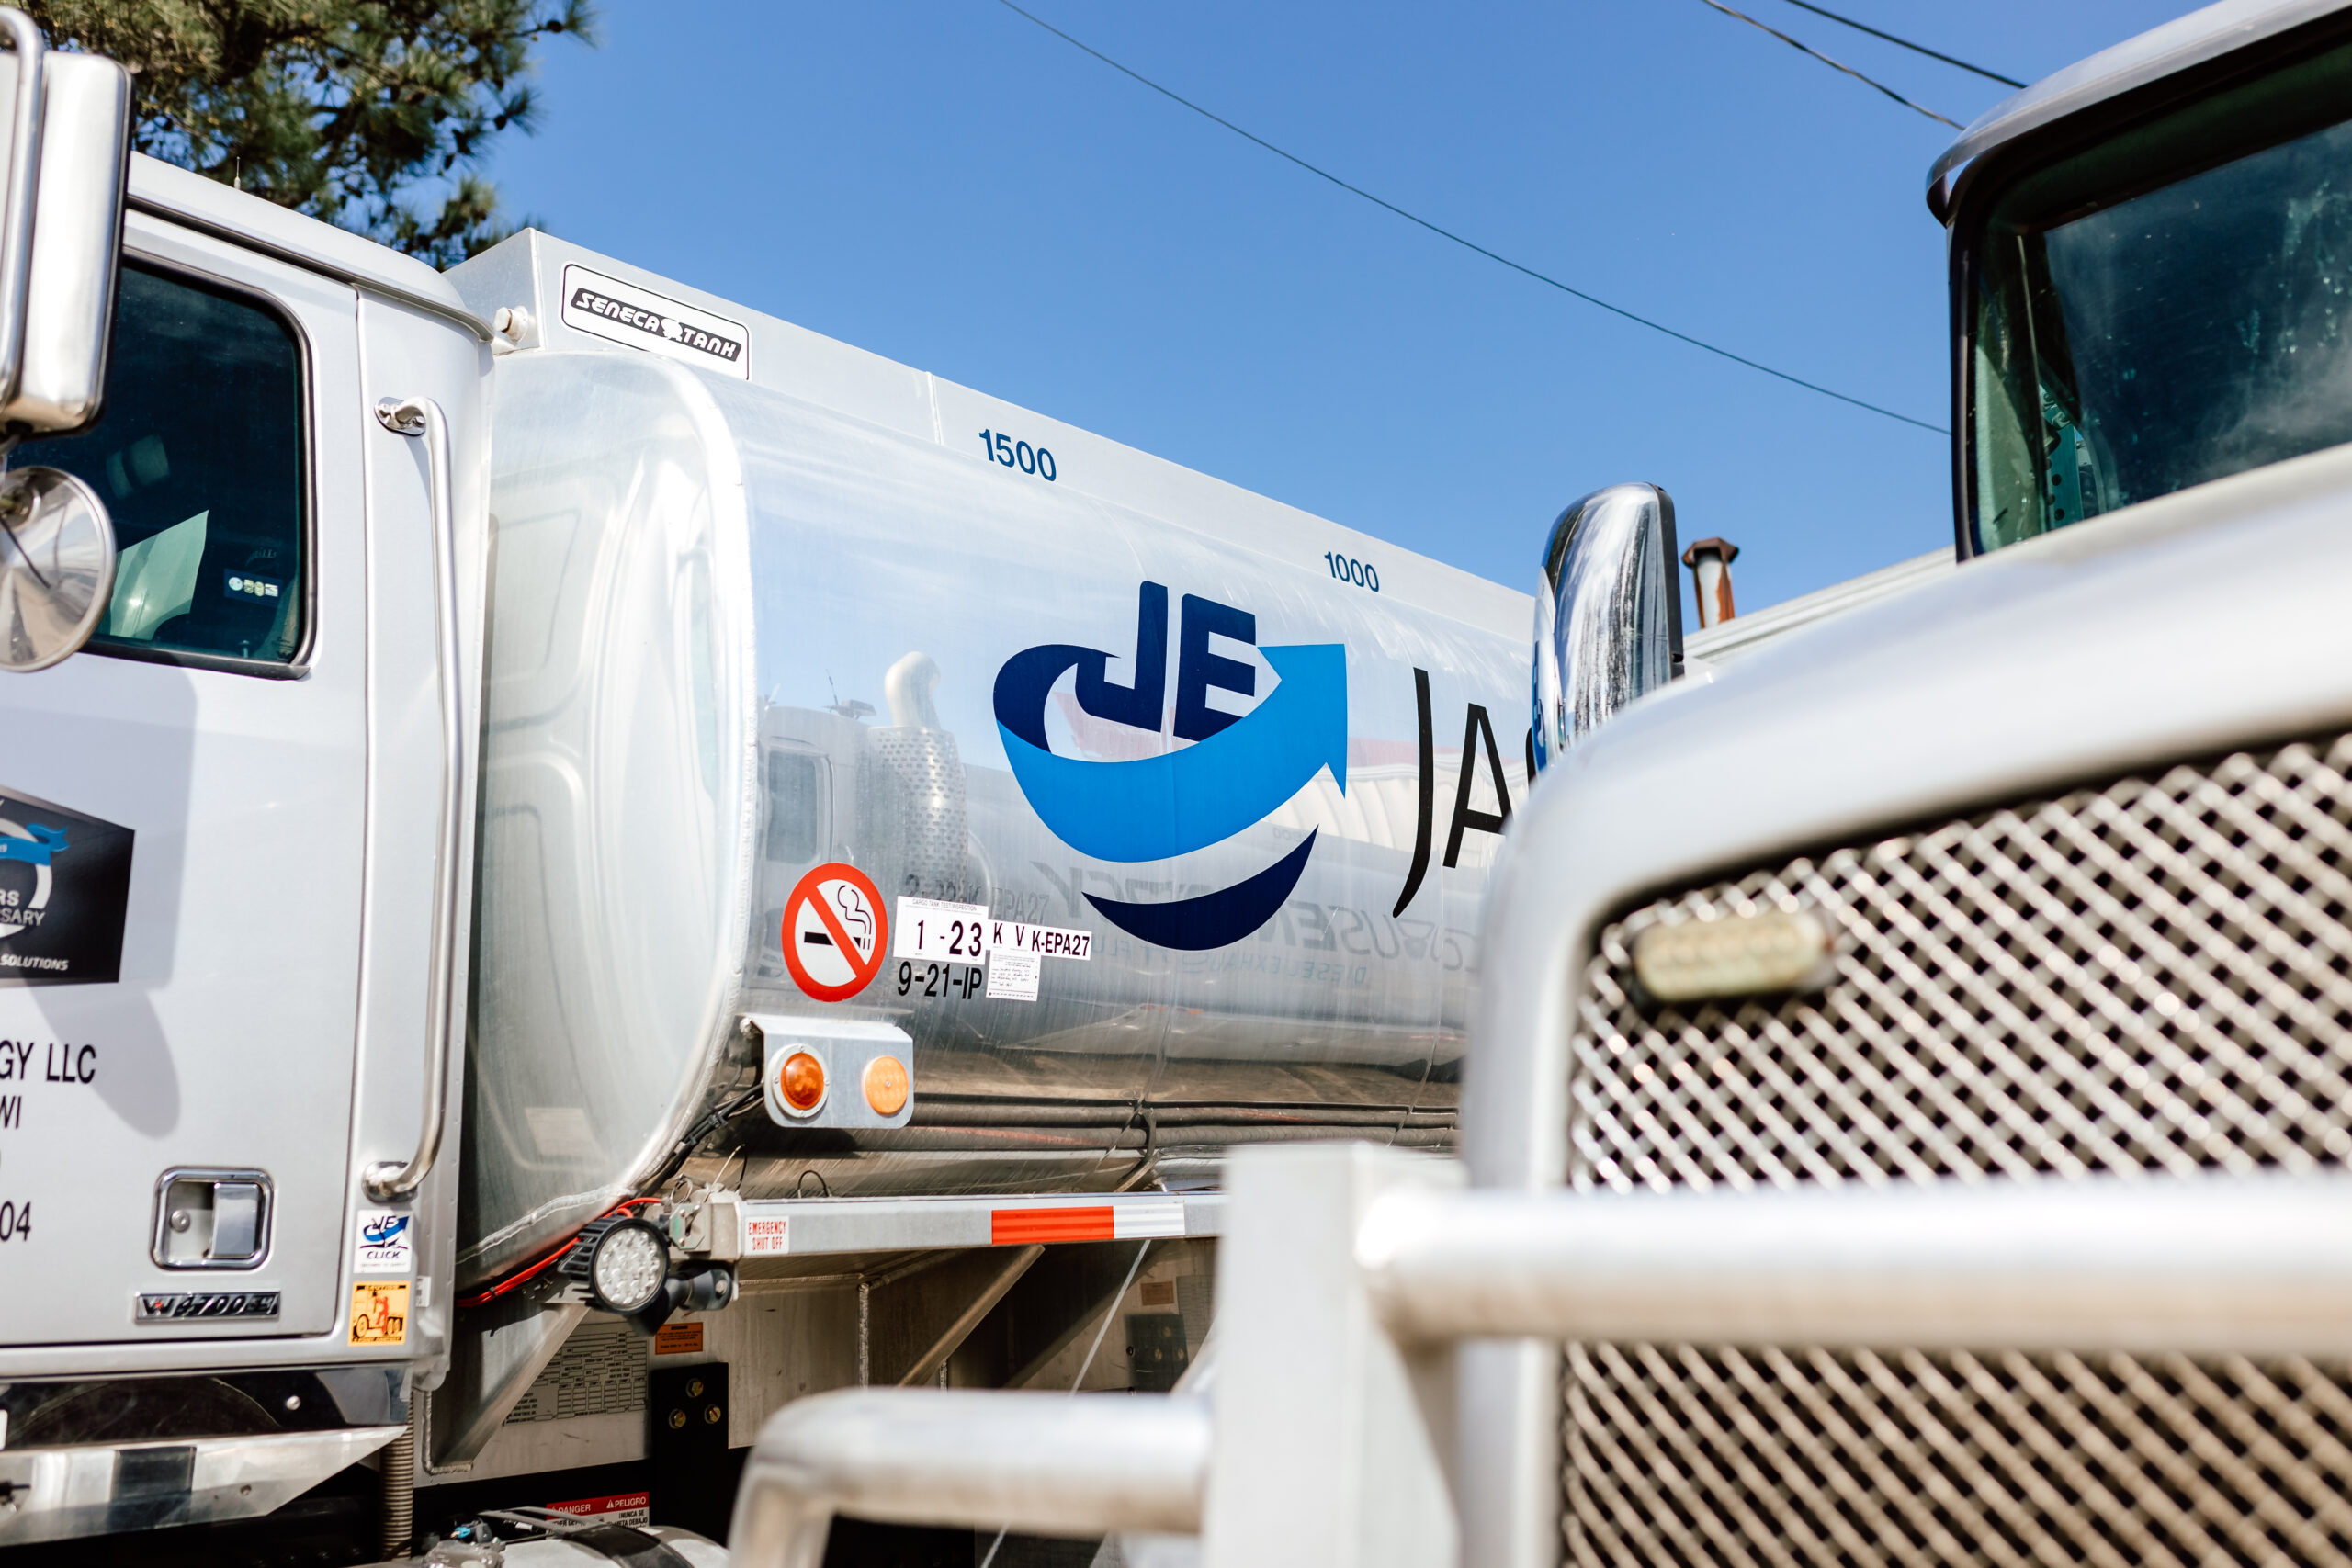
[726,1144,2352,1567]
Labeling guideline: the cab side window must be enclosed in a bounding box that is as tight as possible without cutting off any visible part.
[16,264,306,667]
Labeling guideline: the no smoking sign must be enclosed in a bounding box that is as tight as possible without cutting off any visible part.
[782,863,888,1002]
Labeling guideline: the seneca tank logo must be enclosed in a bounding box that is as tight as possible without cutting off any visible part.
[993,581,1345,950]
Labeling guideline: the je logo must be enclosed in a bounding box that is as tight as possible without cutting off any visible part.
[993,582,1346,950]
[356,1209,414,1274]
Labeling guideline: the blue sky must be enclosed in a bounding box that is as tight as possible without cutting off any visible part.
[491,1,2196,619]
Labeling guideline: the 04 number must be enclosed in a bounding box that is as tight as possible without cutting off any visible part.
[0,1201,30,1242]
[978,429,1057,481]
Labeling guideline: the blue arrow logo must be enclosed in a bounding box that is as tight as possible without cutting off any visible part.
[994,643,1347,862]
[0,824,68,866]
[363,1213,412,1246]
[993,588,1347,950]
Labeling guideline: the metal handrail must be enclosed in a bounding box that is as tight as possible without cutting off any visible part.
[1355,1169,2352,1354]
[0,7,45,411]
[729,1389,1209,1568]
[365,395,462,1203]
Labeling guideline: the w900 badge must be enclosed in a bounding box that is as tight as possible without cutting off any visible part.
[0,786,133,987]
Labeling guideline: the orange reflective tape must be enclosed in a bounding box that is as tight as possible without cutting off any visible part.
[990,1205,1115,1245]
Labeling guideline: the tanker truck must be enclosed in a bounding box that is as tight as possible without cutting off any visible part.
[0,14,1535,1559]
[701,4,2352,1566]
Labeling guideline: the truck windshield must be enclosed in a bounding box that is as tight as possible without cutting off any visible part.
[1968,39,2352,553]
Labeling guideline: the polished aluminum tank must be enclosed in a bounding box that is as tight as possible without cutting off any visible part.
[455,265,1530,1289]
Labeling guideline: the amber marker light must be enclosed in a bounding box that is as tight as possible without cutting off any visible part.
[864,1055,910,1117]
[777,1050,826,1116]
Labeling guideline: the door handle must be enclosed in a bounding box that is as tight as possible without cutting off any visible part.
[367,395,461,1204]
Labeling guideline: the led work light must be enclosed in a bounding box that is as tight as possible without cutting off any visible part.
[560,1215,670,1315]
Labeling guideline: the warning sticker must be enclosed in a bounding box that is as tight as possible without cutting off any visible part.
[652,1320,705,1356]
[560,264,751,378]
[986,946,1042,1002]
[744,1214,789,1257]
[0,785,134,987]
[548,1492,651,1529]
[781,863,888,1003]
[348,1280,409,1346]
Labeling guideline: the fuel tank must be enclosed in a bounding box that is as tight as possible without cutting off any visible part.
[459,343,1530,1289]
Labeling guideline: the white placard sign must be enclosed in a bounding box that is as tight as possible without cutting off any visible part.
[986,946,1043,1002]
[986,920,1093,961]
[895,897,991,962]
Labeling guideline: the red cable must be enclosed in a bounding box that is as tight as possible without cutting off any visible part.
[456,1198,661,1310]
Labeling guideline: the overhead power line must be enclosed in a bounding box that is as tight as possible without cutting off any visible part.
[990,0,1947,436]
[1701,0,1961,128]
[1775,0,2024,89]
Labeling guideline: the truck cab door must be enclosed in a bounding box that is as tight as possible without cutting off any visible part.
[0,210,370,1347]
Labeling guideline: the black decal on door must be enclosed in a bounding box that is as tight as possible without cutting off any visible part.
[0,787,133,986]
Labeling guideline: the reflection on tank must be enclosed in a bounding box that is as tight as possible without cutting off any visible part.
[458,349,1526,1289]
[737,639,1501,1185]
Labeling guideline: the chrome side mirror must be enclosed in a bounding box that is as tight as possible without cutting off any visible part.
[1531,482,1683,772]
[0,464,114,669]
[0,8,133,672]
[0,11,131,435]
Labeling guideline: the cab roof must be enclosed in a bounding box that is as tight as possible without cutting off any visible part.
[1926,0,2351,220]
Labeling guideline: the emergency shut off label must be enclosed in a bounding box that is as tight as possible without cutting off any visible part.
[0,787,134,987]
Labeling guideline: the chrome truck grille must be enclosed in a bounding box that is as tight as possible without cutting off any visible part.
[1563,731,2352,1567]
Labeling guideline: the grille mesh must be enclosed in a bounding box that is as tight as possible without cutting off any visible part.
[1565,1345,2352,1568]
[1564,732,2352,1567]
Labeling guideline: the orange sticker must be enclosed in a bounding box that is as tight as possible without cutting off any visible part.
[653,1320,705,1356]
[348,1280,410,1346]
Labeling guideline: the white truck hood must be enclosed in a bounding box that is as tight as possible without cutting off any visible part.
[1466,438,2352,1190]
